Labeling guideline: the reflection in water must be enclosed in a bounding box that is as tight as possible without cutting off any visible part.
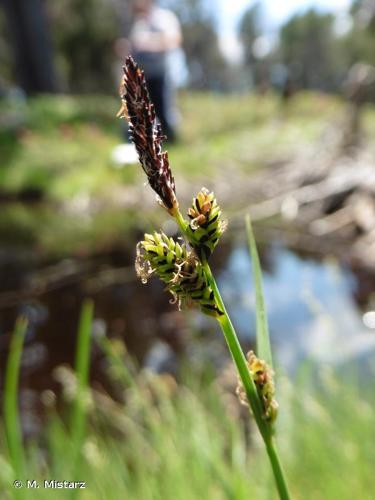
[219,243,375,372]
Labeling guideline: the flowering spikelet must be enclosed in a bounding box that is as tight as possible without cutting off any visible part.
[118,56,177,213]
[186,188,226,259]
[136,232,223,317]
[236,351,278,423]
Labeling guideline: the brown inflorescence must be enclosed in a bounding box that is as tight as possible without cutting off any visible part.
[236,351,278,423]
[118,56,177,213]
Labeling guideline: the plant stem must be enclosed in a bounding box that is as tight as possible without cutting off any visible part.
[265,439,291,500]
[174,207,188,233]
[205,262,291,500]
[174,208,291,499]
[202,260,269,440]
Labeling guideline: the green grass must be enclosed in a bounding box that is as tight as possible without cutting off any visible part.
[1,327,374,499]
[1,91,375,256]
[0,91,363,199]
[3,318,28,487]
[70,300,94,489]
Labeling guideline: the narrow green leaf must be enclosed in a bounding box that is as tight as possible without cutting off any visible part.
[70,299,94,486]
[4,317,28,482]
[246,214,273,369]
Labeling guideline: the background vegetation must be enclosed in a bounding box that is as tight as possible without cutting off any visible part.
[1,303,374,500]
[1,0,375,94]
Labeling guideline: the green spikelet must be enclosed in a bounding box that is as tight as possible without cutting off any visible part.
[136,232,223,317]
[135,232,186,285]
[186,188,226,259]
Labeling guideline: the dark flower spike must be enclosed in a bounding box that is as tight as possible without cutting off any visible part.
[119,56,177,213]
[136,232,223,317]
[186,188,227,259]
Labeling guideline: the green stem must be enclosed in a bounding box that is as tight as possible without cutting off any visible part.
[203,260,269,440]
[174,208,291,500]
[174,207,188,233]
[265,439,291,500]
[206,261,291,500]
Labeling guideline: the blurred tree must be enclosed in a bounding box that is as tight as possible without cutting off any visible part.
[48,0,127,93]
[238,2,261,86]
[1,0,58,94]
[339,0,375,100]
[162,0,228,89]
[279,9,346,91]
[342,0,375,67]
[0,8,13,94]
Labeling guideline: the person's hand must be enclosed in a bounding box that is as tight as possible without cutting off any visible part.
[132,31,181,53]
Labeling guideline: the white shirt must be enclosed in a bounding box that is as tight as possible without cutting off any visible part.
[130,7,181,77]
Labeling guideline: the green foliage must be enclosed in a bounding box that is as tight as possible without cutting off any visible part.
[0,8,13,85]
[1,92,375,257]
[0,91,346,197]
[341,1,375,100]
[48,0,122,93]
[70,300,94,483]
[3,318,28,484]
[236,1,375,97]
[1,317,374,499]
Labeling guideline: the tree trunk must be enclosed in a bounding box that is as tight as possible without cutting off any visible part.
[2,0,58,94]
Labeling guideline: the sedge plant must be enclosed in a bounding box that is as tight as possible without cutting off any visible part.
[118,56,291,500]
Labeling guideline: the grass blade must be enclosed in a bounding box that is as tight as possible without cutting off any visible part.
[4,317,28,483]
[246,214,273,369]
[70,299,94,482]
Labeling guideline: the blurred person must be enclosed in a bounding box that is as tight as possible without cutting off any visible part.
[116,0,182,143]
